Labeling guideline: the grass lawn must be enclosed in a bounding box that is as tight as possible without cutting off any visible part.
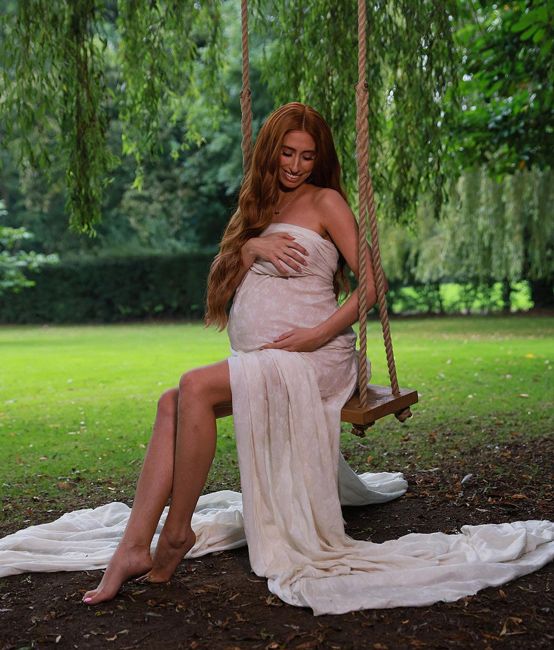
[1,315,552,529]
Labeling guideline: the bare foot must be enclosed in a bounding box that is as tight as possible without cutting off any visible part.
[82,543,152,605]
[136,528,196,584]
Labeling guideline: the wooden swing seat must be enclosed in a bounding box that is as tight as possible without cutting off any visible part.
[341,384,418,426]
[214,383,418,427]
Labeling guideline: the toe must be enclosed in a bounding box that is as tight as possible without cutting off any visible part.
[134,573,151,584]
[82,590,99,604]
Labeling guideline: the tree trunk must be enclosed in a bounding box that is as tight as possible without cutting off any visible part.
[501,279,511,313]
[529,279,554,309]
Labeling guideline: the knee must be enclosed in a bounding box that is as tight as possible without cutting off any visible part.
[157,388,178,419]
[179,368,209,402]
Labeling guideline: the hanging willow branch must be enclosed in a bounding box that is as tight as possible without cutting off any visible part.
[253,0,460,223]
[117,1,223,180]
[0,0,224,233]
[64,0,113,234]
[0,0,112,234]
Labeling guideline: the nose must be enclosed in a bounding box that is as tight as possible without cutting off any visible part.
[290,154,301,172]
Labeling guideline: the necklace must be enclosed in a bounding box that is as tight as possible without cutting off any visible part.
[274,188,304,215]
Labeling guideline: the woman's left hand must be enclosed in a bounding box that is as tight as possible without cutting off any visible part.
[261,327,328,353]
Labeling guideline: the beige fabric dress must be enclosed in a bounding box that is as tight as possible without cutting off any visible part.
[226,223,554,615]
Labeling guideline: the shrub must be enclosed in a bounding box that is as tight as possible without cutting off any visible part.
[0,252,214,323]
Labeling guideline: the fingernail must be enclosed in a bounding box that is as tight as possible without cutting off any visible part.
[83,597,92,603]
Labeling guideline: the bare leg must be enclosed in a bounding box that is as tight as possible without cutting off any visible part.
[139,360,232,582]
[82,388,179,604]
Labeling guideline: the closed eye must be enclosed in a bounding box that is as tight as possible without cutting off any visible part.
[281,151,315,161]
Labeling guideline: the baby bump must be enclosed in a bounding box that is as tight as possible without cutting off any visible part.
[228,272,344,353]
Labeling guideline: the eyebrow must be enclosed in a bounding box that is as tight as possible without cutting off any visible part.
[282,145,316,154]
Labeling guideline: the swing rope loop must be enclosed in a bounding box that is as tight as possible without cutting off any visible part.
[356,0,406,411]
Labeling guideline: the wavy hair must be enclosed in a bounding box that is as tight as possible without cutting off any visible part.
[205,102,349,329]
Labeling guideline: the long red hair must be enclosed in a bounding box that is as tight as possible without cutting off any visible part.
[205,102,348,329]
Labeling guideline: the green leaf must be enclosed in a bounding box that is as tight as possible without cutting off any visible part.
[532,28,545,44]
[520,25,538,41]
[512,11,537,33]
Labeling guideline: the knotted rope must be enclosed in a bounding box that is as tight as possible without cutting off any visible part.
[356,0,411,425]
[240,0,253,174]
[355,0,370,409]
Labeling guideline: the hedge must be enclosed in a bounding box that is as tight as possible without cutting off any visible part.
[0,252,214,323]
[0,253,531,324]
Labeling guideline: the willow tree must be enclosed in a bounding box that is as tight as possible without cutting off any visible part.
[377,165,553,309]
[1,0,460,233]
[418,166,552,282]
[0,0,224,233]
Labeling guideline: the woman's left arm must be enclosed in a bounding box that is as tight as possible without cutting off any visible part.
[262,190,379,352]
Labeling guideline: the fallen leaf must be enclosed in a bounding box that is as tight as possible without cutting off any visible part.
[499,616,523,636]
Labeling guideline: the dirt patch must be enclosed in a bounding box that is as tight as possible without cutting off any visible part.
[1,437,553,650]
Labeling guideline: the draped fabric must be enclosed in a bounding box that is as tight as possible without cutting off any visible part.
[1,223,553,614]
[227,224,554,614]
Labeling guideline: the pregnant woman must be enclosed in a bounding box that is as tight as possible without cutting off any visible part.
[4,102,548,614]
[82,102,375,606]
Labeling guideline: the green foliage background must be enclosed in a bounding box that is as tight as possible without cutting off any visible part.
[0,1,552,314]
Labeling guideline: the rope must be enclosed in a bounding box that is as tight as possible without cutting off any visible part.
[356,0,403,403]
[367,179,401,396]
[240,0,253,174]
[355,0,369,409]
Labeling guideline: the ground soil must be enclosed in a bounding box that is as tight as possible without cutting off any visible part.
[1,436,552,650]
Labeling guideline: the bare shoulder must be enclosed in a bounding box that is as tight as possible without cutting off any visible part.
[312,187,348,212]
[312,187,356,235]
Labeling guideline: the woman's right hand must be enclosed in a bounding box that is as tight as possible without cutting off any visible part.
[242,233,309,275]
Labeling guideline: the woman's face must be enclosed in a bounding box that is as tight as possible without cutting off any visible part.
[278,130,316,190]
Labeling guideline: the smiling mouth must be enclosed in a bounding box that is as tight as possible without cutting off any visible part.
[283,170,302,182]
